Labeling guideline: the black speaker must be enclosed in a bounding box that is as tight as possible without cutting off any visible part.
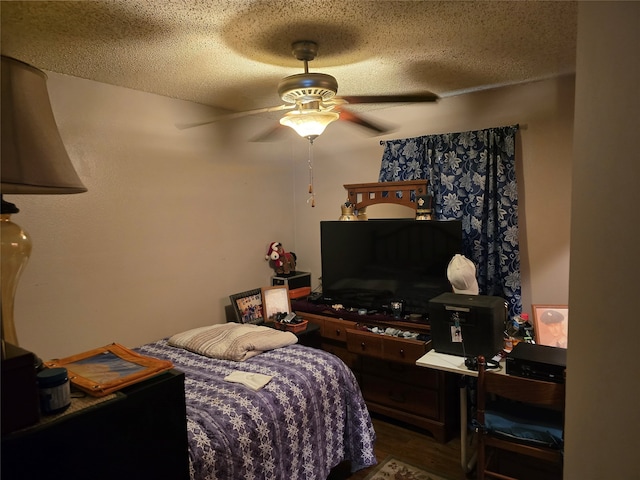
[429,293,507,358]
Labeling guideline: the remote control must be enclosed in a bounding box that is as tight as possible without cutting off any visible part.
[283,312,297,323]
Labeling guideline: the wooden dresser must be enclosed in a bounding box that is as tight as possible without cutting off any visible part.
[294,304,458,443]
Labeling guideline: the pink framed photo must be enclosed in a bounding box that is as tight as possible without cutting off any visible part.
[532,305,568,349]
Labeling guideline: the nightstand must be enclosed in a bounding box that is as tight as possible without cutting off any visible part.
[267,321,321,348]
[294,321,321,348]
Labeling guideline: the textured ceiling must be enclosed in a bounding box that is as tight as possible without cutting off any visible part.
[1,0,577,117]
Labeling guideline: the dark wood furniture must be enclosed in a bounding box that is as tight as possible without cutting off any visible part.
[343,180,429,214]
[1,343,40,434]
[1,369,189,480]
[475,356,565,480]
[294,302,458,443]
[266,320,322,348]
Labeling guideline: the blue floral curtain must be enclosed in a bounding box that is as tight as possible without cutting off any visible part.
[378,126,521,317]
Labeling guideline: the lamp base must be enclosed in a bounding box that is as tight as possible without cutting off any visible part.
[1,198,32,346]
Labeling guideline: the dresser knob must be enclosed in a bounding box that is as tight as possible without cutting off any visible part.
[360,342,366,350]
[336,329,341,336]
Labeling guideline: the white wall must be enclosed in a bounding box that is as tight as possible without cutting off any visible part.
[564,2,640,478]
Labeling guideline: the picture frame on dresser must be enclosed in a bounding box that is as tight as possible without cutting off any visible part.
[532,304,569,349]
[261,285,291,321]
[229,288,264,325]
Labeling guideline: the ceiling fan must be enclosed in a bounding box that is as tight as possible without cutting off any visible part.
[176,40,439,141]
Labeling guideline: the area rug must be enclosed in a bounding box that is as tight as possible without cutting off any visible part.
[364,456,452,480]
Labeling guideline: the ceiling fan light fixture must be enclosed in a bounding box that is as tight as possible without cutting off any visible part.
[279,109,340,139]
[278,73,338,104]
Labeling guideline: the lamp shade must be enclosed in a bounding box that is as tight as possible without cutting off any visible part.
[279,109,340,139]
[1,56,87,194]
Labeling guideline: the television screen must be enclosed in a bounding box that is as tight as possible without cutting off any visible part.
[320,219,463,317]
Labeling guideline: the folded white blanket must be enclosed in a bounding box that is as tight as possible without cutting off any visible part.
[168,323,297,361]
[224,371,273,390]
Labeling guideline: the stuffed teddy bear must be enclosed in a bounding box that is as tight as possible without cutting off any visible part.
[265,242,297,275]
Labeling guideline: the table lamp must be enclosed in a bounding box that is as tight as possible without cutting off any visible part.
[1,56,87,348]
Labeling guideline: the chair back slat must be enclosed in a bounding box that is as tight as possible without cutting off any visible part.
[482,371,565,409]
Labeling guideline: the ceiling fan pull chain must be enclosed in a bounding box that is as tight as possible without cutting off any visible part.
[307,139,315,207]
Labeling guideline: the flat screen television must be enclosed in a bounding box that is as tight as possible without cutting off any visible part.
[320,219,463,317]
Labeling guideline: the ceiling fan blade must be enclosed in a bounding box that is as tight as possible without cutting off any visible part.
[338,92,439,104]
[249,123,290,142]
[338,108,394,135]
[175,104,294,130]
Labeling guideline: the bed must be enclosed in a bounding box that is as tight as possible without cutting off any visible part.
[136,324,377,480]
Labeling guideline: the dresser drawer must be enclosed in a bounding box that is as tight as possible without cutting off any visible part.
[346,329,428,364]
[360,373,439,419]
[362,357,440,389]
[321,342,359,370]
[322,318,350,342]
[382,335,427,363]
[346,330,384,357]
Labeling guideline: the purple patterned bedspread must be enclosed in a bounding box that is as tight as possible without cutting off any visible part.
[137,340,377,480]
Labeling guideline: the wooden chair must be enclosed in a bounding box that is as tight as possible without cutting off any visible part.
[475,355,565,480]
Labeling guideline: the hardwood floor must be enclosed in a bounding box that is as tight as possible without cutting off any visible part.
[332,413,562,480]
[333,413,470,480]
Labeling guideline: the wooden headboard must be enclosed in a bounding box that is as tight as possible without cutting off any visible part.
[343,180,429,213]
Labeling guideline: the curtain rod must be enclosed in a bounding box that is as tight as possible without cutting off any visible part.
[379,124,523,145]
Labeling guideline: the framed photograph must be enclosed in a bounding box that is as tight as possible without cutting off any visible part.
[261,285,291,322]
[229,288,264,325]
[44,343,173,397]
[532,305,569,349]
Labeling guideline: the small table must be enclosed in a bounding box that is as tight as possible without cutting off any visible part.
[416,350,506,473]
[292,321,321,348]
